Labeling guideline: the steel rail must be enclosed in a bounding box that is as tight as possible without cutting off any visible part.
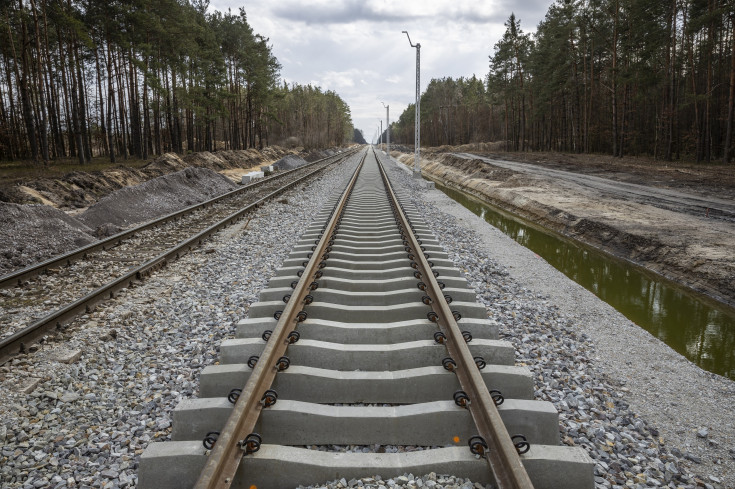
[0,153,353,365]
[193,149,367,489]
[374,148,534,489]
[0,148,358,289]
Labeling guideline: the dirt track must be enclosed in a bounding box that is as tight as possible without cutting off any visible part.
[396,148,735,309]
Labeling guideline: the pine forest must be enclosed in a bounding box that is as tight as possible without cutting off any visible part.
[0,0,354,165]
[391,0,735,163]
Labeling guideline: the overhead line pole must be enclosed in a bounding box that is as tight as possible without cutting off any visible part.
[402,30,421,177]
[382,102,390,157]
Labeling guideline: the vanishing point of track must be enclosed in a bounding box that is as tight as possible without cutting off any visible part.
[0,148,358,364]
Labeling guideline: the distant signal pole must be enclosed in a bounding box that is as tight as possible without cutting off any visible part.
[402,30,421,177]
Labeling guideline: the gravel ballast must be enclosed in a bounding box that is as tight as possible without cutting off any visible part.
[79,167,238,231]
[0,149,732,489]
[0,203,96,276]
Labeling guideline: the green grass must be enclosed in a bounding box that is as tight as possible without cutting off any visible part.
[0,155,150,185]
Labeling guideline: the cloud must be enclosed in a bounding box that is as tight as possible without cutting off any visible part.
[318,69,380,89]
[211,0,551,136]
[267,0,518,25]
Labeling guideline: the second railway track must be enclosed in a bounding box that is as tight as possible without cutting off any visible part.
[0,148,358,363]
[139,147,593,488]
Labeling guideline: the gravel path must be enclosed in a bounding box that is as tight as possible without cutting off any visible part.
[1,149,732,489]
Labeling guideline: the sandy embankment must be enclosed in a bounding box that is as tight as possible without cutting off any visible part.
[396,152,735,309]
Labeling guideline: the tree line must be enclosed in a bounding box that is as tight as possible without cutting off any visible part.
[391,0,735,163]
[0,0,353,165]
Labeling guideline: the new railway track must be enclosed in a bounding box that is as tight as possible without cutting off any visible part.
[139,147,593,489]
[0,148,358,364]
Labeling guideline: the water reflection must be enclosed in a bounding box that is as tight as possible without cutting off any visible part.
[436,183,735,380]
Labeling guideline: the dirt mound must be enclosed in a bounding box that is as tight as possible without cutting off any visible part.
[272,155,308,171]
[212,149,263,166]
[0,147,299,211]
[79,167,238,230]
[0,202,96,275]
[437,154,518,181]
[1,167,155,209]
[303,149,335,162]
[144,153,188,173]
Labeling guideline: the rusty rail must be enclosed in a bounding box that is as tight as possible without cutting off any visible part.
[193,150,367,489]
[375,148,534,489]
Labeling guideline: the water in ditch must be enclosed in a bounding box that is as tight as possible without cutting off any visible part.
[435,183,735,380]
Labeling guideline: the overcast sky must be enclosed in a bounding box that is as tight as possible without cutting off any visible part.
[210,0,550,142]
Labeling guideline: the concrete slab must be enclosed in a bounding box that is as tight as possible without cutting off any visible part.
[219,338,515,369]
[16,376,43,394]
[259,287,426,306]
[247,297,487,323]
[139,443,593,489]
[172,399,557,446]
[272,264,463,281]
[290,242,447,257]
[198,364,533,401]
[51,348,83,363]
[241,171,264,183]
[236,317,499,343]
[247,300,431,322]
[266,275,469,292]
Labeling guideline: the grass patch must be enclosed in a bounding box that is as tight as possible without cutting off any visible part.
[0,155,150,185]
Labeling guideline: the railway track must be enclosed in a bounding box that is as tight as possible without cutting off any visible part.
[139,147,593,489]
[0,148,357,364]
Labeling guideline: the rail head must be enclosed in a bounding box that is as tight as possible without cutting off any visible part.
[374,147,535,489]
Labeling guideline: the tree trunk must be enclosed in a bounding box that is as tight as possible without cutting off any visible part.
[611,0,619,157]
[72,32,89,163]
[171,67,182,153]
[114,48,128,159]
[94,45,108,157]
[725,12,735,163]
[29,0,48,164]
[104,40,116,163]
[13,1,39,161]
[2,37,19,160]
[128,49,142,158]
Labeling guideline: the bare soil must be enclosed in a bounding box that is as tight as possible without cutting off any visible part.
[0,147,297,210]
[399,146,735,309]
